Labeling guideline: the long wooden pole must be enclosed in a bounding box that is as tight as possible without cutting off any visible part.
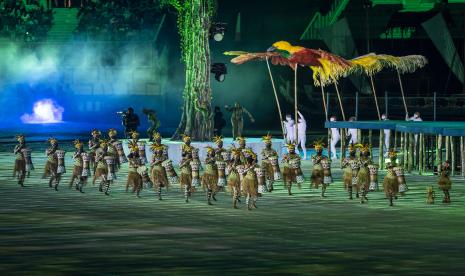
[333,83,346,121]
[451,136,456,176]
[265,57,286,139]
[437,134,443,173]
[294,64,298,144]
[461,136,465,177]
[369,75,381,120]
[397,70,409,116]
[319,82,328,121]
[418,133,424,175]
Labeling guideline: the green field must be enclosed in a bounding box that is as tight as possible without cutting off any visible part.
[1,147,465,275]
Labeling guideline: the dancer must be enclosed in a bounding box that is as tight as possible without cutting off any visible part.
[438,160,452,203]
[202,147,219,205]
[225,102,255,139]
[69,139,87,192]
[152,132,169,159]
[126,141,144,197]
[347,117,358,145]
[381,113,390,155]
[260,134,279,192]
[108,128,127,169]
[150,144,168,200]
[357,144,371,204]
[329,115,340,160]
[236,136,247,163]
[88,129,101,175]
[179,135,193,202]
[383,150,399,206]
[44,138,65,191]
[282,143,301,195]
[242,148,259,210]
[213,136,226,159]
[94,139,113,195]
[283,114,295,144]
[384,164,398,206]
[297,111,307,160]
[341,143,360,200]
[311,140,330,197]
[13,134,30,187]
[227,148,243,209]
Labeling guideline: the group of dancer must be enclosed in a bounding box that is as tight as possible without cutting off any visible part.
[12,127,453,208]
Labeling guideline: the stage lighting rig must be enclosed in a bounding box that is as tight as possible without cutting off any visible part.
[211,63,227,82]
[209,22,227,42]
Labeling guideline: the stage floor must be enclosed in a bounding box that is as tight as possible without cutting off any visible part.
[1,149,465,274]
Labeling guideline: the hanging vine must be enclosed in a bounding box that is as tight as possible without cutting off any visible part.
[161,0,216,141]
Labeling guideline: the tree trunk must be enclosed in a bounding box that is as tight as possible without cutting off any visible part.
[171,0,214,141]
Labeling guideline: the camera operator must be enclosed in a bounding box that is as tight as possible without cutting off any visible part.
[118,107,140,138]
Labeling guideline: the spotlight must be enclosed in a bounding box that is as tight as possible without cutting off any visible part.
[211,63,227,82]
[210,22,227,42]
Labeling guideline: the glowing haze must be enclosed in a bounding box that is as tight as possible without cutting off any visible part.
[21,99,64,124]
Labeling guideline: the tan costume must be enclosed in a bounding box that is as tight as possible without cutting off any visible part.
[179,135,194,202]
[150,143,168,200]
[282,144,302,195]
[202,147,219,205]
[341,144,361,200]
[13,135,30,187]
[69,139,88,193]
[438,161,452,203]
[260,134,279,192]
[227,148,243,209]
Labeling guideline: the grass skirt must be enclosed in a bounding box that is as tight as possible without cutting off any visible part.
[438,175,452,190]
[357,167,370,190]
[151,165,168,188]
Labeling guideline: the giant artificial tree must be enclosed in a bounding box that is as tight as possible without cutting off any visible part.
[162,0,216,141]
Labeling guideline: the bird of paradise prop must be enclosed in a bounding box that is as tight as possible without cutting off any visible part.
[225,41,353,140]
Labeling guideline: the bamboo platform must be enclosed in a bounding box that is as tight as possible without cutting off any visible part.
[2,146,465,274]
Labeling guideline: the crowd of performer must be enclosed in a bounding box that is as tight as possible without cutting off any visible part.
[12,128,453,209]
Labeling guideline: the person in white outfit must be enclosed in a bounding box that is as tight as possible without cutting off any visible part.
[297,111,307,160]
[329,115,340,160]
[347,116,358,145]
[381,113,390,155]
[283,114,295,144]
[405,111,423,147]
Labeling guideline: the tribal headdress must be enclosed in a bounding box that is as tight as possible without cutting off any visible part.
[286,143,296,151]
[15,134,25,142]
[99,138,108,148]
[152,132,162,141]
[213,135,223,145]
[360,143,371,154]
[388,149,397,159]
[313,139,325,150]
[205,146,215,154]
[48,137,58,144]
[130,131,140,140]
[182,134,191,143]
[262,133,272,144]
[108,128,117,137]
[73,139,83,149]
[91,129,101,136]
